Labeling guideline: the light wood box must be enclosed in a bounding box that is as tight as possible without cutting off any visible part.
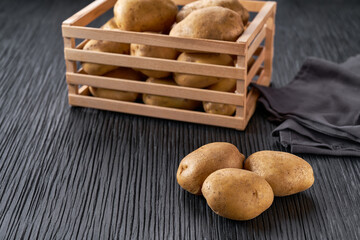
[62,0,276,130]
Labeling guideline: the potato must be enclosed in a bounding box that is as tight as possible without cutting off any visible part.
[89,68,143,101]
[113,0,177,32]
[202,168,274,221]
[142,78,200,110]
[82,18,130,75]
[170,7,244,41]
[176,0,249,25]
[130,41,178,78]
[177,142,244,195]
[203,78,236,115]
[174,53,234,88]
[244,151,315,197]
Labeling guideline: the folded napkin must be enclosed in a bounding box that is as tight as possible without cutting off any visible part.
[254,55,360,156]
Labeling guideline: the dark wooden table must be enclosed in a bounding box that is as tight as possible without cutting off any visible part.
[1,0,359,239]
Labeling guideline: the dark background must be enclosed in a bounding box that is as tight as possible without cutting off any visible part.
[1,0,360,239]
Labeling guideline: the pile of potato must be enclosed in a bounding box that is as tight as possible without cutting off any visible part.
[81,0,250,116]
[177,142,315,220]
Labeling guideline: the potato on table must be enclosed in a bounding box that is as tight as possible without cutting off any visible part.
[176,0,249,25]
[89,68,144,101]
[177,142,244,195]
[202,168,274,221]
[170,6,244,41]
[142,78,200,110]
[203,78,236,116]
[113,0,178,32]
[244,151,315,196]
[174,52,234,88]
[130,40,178,78]
[82,18,130,76]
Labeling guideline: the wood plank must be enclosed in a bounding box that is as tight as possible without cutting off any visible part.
[69,94,245,129]
[247,25,266,61]
[244,88,260,126]
[247,47,265,86]
[64,49,245,79]
[237,2,276,45]
[240,0,266,12]
[63,37,78,95]
[62,25,246,55]
[66,73,244,105]
[62,0,116,26]
[235,55,246,118]
[264,13,276,79]
[78,85,90,95]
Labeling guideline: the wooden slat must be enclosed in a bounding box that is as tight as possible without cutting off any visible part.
[62,25,246,55]
[78,85,90,95]
[247,25,266,61]
[69,94,245,129]
[235,55,246,118]
[173,0,265,12]
[65,49,245,79]
[67,73,244,105]
[62,0,116,26]
[247,47,265,86]
[237,2,276,45]
[244,88,260,126]
[63,38,78,95]
[240,0,266,12]
[256,68,270,86]
[264,13,276,79]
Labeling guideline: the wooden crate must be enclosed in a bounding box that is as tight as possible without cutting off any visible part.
[62,0,276,130]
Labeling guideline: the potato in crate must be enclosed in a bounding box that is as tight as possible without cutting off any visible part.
[62,0,276,130]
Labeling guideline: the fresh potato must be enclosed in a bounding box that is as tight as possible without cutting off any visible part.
[202,168,274,221]
[142,78,200,110]
[113,0,177,32]
[130,41,178,78]
[174,53,234,88]
[170,7,244,41]
[203,78,236,115]
[176,0,249,25]
[89,68,143,101]
[177,142,244,195]
[244,151,315,197]
[82,18,130,75]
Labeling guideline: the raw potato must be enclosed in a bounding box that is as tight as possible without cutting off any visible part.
[170,7,244,41]
[203,78,236,116]
[89,68,144,101]
[82,18,130,75]
[244,151,315,197]
[177,142,244,195]
[202,168,274,221]
[130,41,178,78]
[142,78,200,110]
[176,0,249,25]
[174,53,234,88]
[113,0,177,32]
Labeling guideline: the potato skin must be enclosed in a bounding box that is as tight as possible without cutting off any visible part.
[130,42,178,78]
[170,7,244,41]
[142,78,201,110]
[89,68,143,101]
[82,18,130,75]
[113,0,177,32]
[244,151,315,197]
[177,142,244,195]
[202,168,274,221]
[174,53,234,88]
[203,78,236,115]
[176,0,249,25]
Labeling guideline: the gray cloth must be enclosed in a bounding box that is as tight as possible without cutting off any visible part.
[254,55,360,156]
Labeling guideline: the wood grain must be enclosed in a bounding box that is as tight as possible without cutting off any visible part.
[0,0,360,239]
